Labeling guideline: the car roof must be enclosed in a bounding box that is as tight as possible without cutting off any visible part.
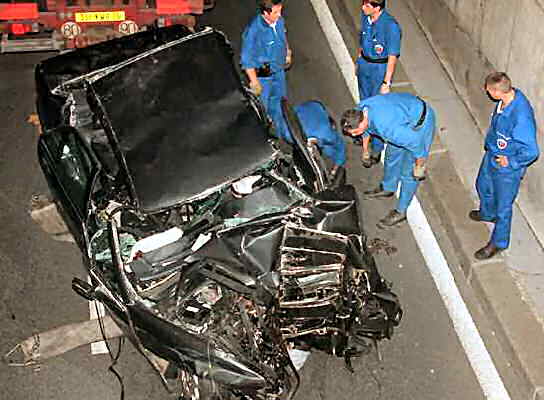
[36,24,194,131]
[88,28,274,213]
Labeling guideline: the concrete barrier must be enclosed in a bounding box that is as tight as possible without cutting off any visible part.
[402,0,544,250]
[337,1,544,398]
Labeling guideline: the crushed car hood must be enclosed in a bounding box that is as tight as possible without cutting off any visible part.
[89,29,275,213]
[36,27,275,214]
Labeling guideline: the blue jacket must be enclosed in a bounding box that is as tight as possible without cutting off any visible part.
[241,14,288,74]
[357,93,434,159]
[485,89,539,171]
[295,101,346,167]
[359,10,401,60]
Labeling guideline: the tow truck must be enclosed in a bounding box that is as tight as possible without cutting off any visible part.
[0,0,215,53]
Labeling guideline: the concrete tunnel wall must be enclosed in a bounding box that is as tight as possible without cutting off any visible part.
[401,0,544,246]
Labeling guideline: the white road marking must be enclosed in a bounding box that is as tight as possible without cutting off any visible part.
[308,0,511,399]
[88,277,108,355]
[406,201,510,399]
[308,0,360,103]
[391,81,413,88]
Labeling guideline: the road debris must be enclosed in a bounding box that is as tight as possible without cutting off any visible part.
[367,237,398,256]
[4,316,123,367]
[26,113,42,135]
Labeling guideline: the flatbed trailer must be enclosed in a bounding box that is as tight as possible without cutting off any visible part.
[0,0,214,52]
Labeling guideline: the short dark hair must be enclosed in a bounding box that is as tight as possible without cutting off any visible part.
[485,72,512,93]
[341,109,365,133]
[258,0,282,14]
[363,0,385,9]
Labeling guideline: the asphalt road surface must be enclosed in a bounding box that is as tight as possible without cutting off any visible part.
[0,1,510,399]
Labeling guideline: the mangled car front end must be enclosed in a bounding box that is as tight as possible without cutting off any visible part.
[28,25,402,400]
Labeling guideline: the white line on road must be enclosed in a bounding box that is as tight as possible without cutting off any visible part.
[391,81,413,88]
[308,0,511,398]
[88,277,108,355]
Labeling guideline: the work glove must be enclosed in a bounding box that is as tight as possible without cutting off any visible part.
[249,80,263,97]
[413,163,426,181]
[361,150,372,168]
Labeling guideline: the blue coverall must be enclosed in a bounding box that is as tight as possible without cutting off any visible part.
[476,89,539,249]
[241,14,291,142]
[358,93,436,213]
[295,101,347,167]
[357,10,401,156]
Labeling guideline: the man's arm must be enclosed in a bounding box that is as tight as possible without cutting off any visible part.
[362,133,371,155]
[381,19,402,94]
[284,26,292,67]
[245,68,258,84]
[241,25,263,95]
[380,55,398,94]
[244,68,262,95]
[505,114,539,170]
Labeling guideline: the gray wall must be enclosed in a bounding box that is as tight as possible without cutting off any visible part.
[403,0,544,245]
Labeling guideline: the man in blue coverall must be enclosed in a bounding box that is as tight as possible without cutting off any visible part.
[241,0,292,142]
[342,93,436,227]
[470,72,539,260]
[295,101,347,177]
[355,0,401,168]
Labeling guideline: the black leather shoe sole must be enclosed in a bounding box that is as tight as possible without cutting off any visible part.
[377,218,407,229]
[474,244,504,260]
[469,210,496,223]
[376,210,407,229]
[364,190,395,199]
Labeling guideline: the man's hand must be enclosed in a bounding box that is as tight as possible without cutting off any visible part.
[285,49,293,69]
[249,80,263,96]
[379,82,391,94]
[361,149,373,168]
[413,158,426,180]
[495,155,509,167]
[354,49,361,72]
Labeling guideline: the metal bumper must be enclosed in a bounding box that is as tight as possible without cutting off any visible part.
[1,32,64,53]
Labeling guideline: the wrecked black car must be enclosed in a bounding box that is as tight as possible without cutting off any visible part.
[34,25,402,400]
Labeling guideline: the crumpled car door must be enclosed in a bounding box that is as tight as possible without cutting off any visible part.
[281,98,331,193]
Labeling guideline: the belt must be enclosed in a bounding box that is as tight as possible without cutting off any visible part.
[414,97,427,129]
[256,63,273,78]
[360,50,388,64]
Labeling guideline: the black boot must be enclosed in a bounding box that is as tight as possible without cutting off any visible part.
[377,210,407,228]
[363,184,394,199]
[474,243,503,260]
[469,210,496,223]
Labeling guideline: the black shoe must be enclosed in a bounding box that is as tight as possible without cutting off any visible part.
[377,210,407,228]
[469,210,496,223]
[362,153,381,168]
[364,184,394,199]
[474,243,504,260]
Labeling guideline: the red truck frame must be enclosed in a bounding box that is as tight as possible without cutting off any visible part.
[0,0,214,52]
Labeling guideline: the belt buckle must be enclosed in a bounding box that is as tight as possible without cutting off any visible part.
[256,63,272,78]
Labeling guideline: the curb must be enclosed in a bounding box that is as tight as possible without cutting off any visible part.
[334,1,544,399]
[426,145,544,400]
